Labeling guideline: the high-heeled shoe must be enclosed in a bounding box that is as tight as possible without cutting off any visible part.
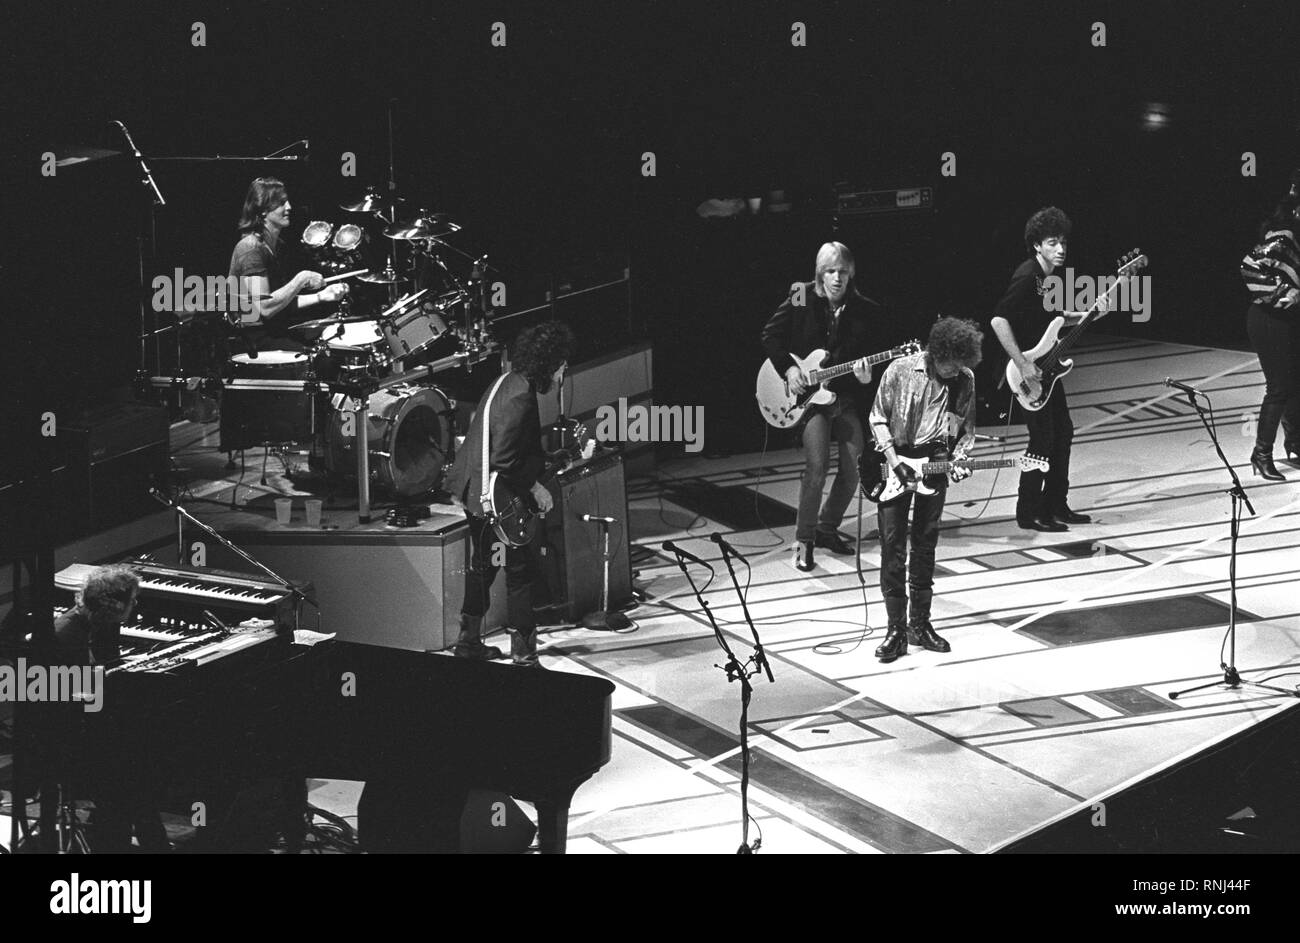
[1251,446,1286,481]
[1283,441,1300,467]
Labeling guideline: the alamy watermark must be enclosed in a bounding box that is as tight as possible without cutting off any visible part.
[1041,267,1151,323]
[0,659,104,712]
[593,397,705,453]
[151,269,256,315]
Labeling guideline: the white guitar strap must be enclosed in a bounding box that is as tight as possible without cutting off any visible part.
[479,373,510,517]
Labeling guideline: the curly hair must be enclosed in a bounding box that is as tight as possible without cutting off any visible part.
[1024,206,1072,252]
[76,564,140,625]
[927,317,984,369]
[512,321,575,394]
[236,177,288,235]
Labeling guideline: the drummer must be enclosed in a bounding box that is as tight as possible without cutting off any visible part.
[228,176,349,353]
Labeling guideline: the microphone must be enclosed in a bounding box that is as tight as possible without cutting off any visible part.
[663,540,711,568]
[1164,377,1204,398]
[579,513,617,524]
[709,532,748,563]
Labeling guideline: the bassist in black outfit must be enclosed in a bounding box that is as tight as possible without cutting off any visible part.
[444,322,573,666]
[990,206,1096,531]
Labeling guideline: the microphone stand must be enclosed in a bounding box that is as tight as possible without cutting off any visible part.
[665,545,764,853]
[1169,391,1298,700]
[111,121,168,401]
[148,489,307,632]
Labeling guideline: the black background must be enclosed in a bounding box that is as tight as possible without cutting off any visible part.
[5,0,1300,450]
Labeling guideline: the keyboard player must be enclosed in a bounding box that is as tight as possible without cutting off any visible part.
[52,563,140,667]
[47,564,169,852]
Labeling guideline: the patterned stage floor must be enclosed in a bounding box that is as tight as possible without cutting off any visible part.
[323,334,1300,854]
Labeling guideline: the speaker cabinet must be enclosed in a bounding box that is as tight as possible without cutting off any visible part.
[538,450,631,622]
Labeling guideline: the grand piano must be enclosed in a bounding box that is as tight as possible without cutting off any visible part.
[307,642,615,854]
[30,560,616,854]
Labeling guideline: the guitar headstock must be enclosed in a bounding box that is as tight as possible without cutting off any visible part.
[1115,249,1149,276]
[1019,452,1050,473]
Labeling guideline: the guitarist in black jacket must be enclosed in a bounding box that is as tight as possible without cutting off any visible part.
[444,321,574,665]
[990,206,1096,532]
[761,242,884,571]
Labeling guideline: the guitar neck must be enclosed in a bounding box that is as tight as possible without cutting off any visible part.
[919,458,1018,474]
[1048,276,1127,362]
[810,349,899,383]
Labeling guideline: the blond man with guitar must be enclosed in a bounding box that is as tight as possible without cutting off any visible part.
[760,242,888,572]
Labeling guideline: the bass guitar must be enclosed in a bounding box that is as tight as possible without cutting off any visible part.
[868,448,1049,504]
[756,341,921,428]
[1005,249,1148,411]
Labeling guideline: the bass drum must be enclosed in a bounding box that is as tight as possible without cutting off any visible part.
[327,385,455,497]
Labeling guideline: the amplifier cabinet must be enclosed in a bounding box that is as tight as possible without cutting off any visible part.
[538,450,631,622]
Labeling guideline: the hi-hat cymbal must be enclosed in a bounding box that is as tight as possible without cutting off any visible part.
[383,214,461,240]
[291,314,377,332]
[357,270,412,285]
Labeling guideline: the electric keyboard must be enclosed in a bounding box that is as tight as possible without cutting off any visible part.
[55,559,302,631]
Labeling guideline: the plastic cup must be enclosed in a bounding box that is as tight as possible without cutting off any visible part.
[305,499,323,528]
[274,498,293,525]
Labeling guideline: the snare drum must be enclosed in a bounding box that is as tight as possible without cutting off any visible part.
[323,320,393,375]
[327,385,455,496]
[220,351,316,451]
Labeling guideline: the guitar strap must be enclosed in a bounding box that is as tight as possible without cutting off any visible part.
[479,373,510,520]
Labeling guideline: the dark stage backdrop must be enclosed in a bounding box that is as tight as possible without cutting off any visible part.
[6,0,1300,452]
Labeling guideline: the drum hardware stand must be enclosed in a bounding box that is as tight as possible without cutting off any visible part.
[1169,390,1299,702]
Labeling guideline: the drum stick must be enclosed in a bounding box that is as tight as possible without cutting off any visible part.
[324,268,370,284]
[379,288,430,319]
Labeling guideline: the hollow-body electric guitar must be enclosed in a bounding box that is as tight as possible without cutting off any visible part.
[756,341,921,428]
[487,423,591,547]
[1005,250,1149,411]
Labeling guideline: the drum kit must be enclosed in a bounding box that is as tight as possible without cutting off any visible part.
[219,188,500,505]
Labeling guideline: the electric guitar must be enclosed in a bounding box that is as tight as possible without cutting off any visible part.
[756,341,921,429]
[1005,249,1148,411]
[486,422,591,547]
[868,448,1049,504]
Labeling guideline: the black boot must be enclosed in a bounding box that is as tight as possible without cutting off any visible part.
[906,588,950,653]
[875,596,908,663]
[510,627,544,668]
[453,614,504,660]
[1251,445,1285,481]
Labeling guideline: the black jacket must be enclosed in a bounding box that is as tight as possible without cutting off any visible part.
[761,282,886,412]
[444,371,546,516]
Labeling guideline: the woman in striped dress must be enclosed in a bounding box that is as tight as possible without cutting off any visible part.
[1242,182,1300,479]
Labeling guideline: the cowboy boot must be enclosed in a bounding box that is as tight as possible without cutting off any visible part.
[875,596,908,663]
[907,587,950,653]
[453,614,504,660]
[510,627,543,668]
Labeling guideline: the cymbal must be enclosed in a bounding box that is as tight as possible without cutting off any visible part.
[357,270,412,285]
[383,214,461,240]
[340,190,406,214]
[291,314,377,332]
